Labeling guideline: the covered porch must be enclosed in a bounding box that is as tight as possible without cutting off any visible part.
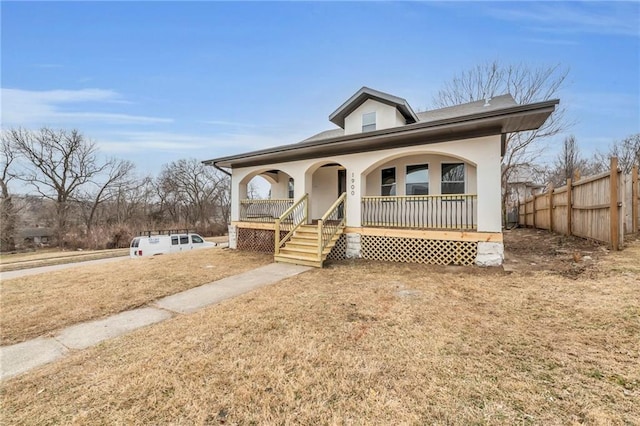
[230,148,499,267]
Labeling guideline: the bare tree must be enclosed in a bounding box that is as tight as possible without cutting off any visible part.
[0,136,17,251]
[156,158,228,227]
[433,60,570,221]
[6,128,109,247]
[76,158,136,236]
[593,133,640,174]
[546,135,588,186]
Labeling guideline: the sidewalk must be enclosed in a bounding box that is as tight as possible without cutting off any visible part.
[0,262,310,381]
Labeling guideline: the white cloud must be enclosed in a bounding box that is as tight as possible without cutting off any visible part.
[1,88,172,126]
[96,130,301,156]
[484,2,639,38]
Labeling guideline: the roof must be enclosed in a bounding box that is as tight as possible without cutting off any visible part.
[204,90,559,169]
[18,227,54,238]
[328,86,419,128]
[417,94,517,122]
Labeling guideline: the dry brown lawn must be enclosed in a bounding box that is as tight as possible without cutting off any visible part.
[0,248,130,272]
[0,248,271,345]
[1,231,638,425]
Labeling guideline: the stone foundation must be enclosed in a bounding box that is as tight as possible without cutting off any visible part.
[475,242,504,267]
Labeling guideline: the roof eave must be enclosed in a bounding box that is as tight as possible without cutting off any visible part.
[204,99,559,169]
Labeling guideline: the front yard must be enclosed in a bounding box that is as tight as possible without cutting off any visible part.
[1,230,639,424]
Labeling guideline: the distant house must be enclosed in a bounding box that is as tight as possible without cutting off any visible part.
[506,164,546,225]
[18,227,54,248]
[204,87,558,267]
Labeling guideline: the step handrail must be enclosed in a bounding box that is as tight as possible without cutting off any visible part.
[275,193,309,255]
[317,192,347,259]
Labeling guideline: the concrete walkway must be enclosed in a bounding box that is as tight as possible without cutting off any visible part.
[0,262,310,381]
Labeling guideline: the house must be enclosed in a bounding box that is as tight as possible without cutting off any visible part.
[505,164,546,226]
[204,87,558,267]
[18,227,54,248]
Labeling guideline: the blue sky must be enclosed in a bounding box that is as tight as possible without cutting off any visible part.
[2,1,639,181]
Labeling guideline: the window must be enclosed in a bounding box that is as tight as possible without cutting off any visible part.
[406,164,429,195]
[288,178,294,199]
[441,163,465,194]
[191,235,204,244]
[362,112,376,132]
[179,235,189,245]
[381,167,396,196]
[171,236,179,246]
[131,238,140,248]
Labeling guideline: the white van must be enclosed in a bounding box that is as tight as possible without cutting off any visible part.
[130,233,215,258]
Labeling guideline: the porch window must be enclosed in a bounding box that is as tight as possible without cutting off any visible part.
[288,178,294,199]
[441,163,465,194]
[381,167,396,196]
[362,112,376,132]
[406,164,429,195]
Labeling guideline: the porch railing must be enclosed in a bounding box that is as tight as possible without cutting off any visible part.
[275,194,309,254]
[317,192,347,257]
[362,194,477,230]
[239,198,294,222]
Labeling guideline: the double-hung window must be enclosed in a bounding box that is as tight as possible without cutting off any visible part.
[288,178,294,199]
[406,164,429,195]
[381,167,396,196]
[441,163,465,194]
[362,112,376,132]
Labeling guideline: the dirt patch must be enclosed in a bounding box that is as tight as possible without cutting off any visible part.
[503,227,610,278]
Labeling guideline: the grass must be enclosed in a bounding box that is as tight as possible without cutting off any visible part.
[0,248,130,272]
[0,236,228,272]
[1,241,639,424]
[0,248,271,345]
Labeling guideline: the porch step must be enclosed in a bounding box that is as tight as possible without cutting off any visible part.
[274,254,323,268]
[274,226,344,268]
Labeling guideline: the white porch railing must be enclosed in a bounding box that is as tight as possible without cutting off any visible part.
[361,194,477,230]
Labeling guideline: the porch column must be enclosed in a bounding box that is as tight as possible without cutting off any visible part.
[475,159,502,232]
[230,172,246,223]
[345,167,363,228]
[474,142,503,266]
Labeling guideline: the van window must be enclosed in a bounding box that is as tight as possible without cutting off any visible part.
[171,236,179,246]
[131,238,140,248]
[180,236,189,245]
[191,235,204,244]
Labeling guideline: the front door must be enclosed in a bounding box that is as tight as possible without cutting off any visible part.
[338,169,346,219]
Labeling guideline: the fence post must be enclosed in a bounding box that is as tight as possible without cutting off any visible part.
[610,157,620,250]
[566,178,572,236]
[633,165,639,233]
[548,183,554,232]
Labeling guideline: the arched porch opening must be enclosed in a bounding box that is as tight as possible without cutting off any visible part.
[305,160,347,220]
[360,151,478,230]
[238,168,295,222]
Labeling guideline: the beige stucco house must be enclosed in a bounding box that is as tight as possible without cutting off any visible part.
[204,87,558,267]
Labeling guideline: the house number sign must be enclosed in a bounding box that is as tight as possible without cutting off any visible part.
[350,172,355,196]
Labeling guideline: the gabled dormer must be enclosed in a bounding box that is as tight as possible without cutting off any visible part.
[329,87,419,136]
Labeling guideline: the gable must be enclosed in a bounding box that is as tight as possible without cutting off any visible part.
[329,87,418,130]
[343,98,408,135]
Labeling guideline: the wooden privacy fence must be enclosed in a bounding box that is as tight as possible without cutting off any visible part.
[518,158,639,250]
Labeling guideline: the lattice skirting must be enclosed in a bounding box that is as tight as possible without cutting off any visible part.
[237,228,287,253]
[361,235,478,266]
[327,234,347,260]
